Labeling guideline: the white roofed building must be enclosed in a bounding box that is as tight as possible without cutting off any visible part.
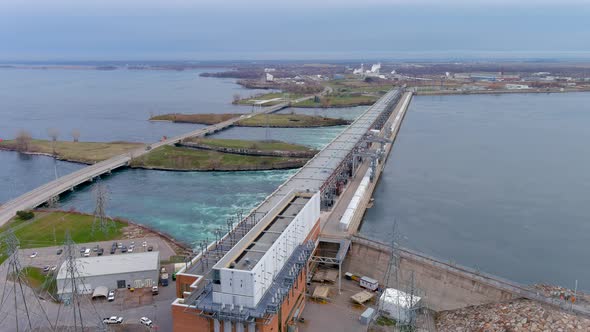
[56,251,160,298]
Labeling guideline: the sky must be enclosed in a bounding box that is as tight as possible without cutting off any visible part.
[1,0,590,61]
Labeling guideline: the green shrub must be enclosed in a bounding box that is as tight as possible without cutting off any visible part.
[16,210,34,220]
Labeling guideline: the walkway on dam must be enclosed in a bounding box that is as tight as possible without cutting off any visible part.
[320,91,413,238]
[0,97,312,226]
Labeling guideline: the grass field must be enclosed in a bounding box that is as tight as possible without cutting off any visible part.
[0,139,143,163]
[10,266,58,298]
[150,113,240,124]
[131,145,307,171]
[290,80,393,108]
[150,113,348,127]
[0,212,127,264]
[185,138,314,152]
[0,211,126,249]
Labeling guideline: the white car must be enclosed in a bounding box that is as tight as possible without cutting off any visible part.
[140,317,153,327]
[103,316,123,324]
[128,246,134,253]
[107,290,115,302]
[29,252,38,258]
[142,241,147,247]
[50,265,57,272]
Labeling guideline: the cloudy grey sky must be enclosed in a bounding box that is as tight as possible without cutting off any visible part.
[1,0,589,61]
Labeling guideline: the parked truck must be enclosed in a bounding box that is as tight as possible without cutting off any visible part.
[160,267,169,286]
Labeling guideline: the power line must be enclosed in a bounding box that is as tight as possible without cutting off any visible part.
[0,229,54,331]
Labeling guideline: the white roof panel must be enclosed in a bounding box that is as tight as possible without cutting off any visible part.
[57,251,160,279]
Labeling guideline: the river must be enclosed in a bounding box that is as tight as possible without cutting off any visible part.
[0,67,367,245]
[360,92,590,289]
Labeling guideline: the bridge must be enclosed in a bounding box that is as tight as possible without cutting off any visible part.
[0,98,306,226]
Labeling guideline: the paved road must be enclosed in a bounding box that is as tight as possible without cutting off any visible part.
[0,99,312,227]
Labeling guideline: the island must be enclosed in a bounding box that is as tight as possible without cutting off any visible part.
[149,113,350,127]
[0,138,316,171]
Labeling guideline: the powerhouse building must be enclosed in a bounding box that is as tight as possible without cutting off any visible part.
[171,89,403,332]
[172,192,320,332]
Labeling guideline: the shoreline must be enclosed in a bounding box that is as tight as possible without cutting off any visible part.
[0,147,94,166]
[129,162,305,172]
[148,119,349,128]
[0,146,308,172]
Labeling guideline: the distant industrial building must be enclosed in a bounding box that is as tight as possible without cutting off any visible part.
[172,192,320,332]
[56,251,160,298]
[505,84,530,90]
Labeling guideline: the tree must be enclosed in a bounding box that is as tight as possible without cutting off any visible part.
[47,128,59,156]
[15,130,32,152]
[232,93,241,104]
[47,128,59,142]
[71,129,80,142]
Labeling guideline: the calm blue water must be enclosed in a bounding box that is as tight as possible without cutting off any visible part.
[0,151,84,202]
[0,68,351,246]
[361,92,590,289]
[0,68,262,143]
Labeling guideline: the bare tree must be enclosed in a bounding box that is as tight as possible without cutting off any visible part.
[47,128,59,156]
[71,129,81,142]
[232,93,241,104]
[15,130,32,152]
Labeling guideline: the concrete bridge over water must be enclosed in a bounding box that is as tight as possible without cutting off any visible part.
[0,99,302,226]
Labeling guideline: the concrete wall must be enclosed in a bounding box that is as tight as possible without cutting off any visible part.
[344,238,516,312]
[57,269,159,296]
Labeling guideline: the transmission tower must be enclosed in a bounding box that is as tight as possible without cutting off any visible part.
[0,230,54,331]
[54,231,107,331]
[91,183,113,237]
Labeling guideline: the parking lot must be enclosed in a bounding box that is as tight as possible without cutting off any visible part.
[0,236,179,331]
[18,236,176,273]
